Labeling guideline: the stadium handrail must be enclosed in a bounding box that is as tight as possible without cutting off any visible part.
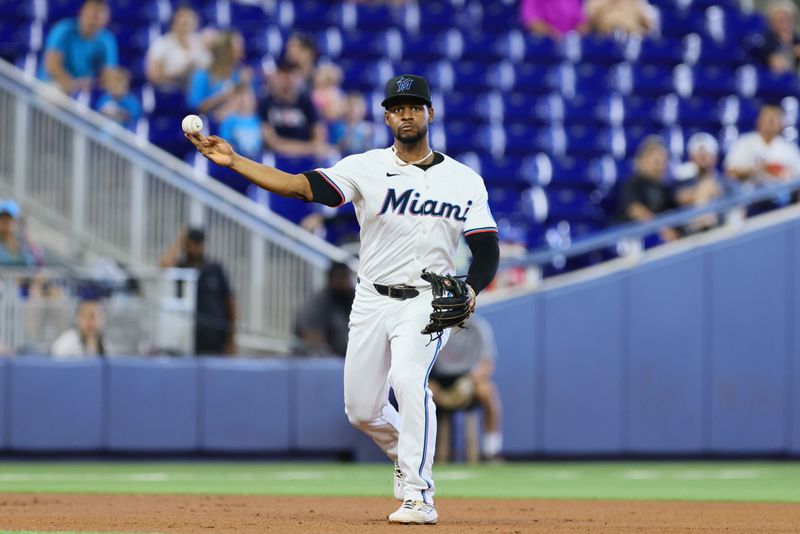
[0,58,353,269]
[511,179,800,268]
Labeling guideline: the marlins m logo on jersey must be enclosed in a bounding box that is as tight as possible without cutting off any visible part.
[396,76,414,92]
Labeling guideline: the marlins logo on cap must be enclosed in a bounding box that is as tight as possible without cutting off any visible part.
[382,74,432,107]
[396,76,414,92]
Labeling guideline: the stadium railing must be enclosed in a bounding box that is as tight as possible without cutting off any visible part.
[0,59,354,354]
[502,179,800,285]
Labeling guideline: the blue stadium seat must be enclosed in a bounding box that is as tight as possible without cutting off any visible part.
[348,2,402,31]
[621,95,664,126]
[563,94,613,126]
[480,2,519,34]
[580,35,625,65]
[753,69,800,100]
[441,91,493,123]
[694,36,747,67]
[339,59,388,92]
[504,123,555,156]
[693,65,738,96]
[285,1,343,31]
[512,63,558,94]
[674,96,723,128]
[566,125,615,158]
[148,116,193,159]
[400,32,451,61]
[521,154,595,187]
[658,8,707,39]
[618,64,676,96]
[633,37,685,66]
[444,122,492,154]
[417,1,457,33]
[460,33,505,63]
[516,33,563,64]
[476,156,523,184]
[502,92,552,125]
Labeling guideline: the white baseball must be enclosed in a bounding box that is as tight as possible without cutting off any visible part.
[181,114,203,134]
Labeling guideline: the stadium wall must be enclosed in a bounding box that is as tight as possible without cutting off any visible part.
[1,219,800,456]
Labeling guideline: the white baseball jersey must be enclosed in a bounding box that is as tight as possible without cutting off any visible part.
[315,147,497,285]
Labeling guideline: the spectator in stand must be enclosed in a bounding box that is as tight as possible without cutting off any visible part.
[282,33,318,90]
[617,136,681,242]
[520,0,588,39]
[219,87,264,161]
[294,261,355,357]
[0,199,37,268]
[754,0,800,74]
[338,92,373,156]
[39,0,118,95]
[725,103,800,185]
[312,63,347,145]
[94,67,141,130]
[160,228,236,356]
[258,60,334,159]
[429,315,503,461]
[187,31,252,122]
[145,5,210,91]
[51,297,109,358]
[673,133,727,232]
[584,0,655,37]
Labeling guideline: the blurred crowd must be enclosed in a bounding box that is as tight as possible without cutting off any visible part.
[5,0,800,358]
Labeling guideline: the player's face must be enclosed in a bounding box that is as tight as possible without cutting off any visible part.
[384,99,434,145]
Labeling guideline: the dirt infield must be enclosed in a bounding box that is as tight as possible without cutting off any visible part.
[1,494,800,533]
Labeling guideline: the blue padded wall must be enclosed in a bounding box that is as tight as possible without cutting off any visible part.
[8,357,104,450]
[541,277,625,453]
[478,297,539,453]
[292,358,355,450]
[709,228,791,452]
[107,358,199,451]
[0,359,6,448]
[627,252,706,453]
[201,358,291,452]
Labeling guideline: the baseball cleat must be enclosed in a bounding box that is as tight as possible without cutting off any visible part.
[393,462,405,501]
[388,499,438,524]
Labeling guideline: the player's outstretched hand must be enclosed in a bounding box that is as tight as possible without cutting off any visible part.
[185,133,235,168]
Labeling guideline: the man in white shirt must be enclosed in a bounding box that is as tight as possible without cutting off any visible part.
[724,104,800,185]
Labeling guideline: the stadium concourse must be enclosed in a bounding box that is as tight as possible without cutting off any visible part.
[2,0,796,276]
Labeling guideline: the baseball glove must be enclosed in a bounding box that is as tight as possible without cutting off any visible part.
[420,270,475,336]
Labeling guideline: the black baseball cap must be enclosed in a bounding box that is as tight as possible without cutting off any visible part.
[382,74,432,108]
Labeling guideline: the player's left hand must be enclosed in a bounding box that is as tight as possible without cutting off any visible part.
[421,270,474,335]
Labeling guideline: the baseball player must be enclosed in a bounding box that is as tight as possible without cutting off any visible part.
[186,74,500,525]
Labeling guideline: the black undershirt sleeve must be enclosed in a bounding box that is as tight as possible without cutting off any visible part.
[465,232,500,295]
[303,171,343,207]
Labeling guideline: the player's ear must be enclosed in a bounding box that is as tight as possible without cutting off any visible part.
[427,106,435,123]
[384,109,390,125]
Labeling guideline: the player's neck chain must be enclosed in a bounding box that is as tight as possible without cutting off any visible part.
[392,145,433,166]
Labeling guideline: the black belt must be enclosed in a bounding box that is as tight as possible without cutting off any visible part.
[373,283,419,300]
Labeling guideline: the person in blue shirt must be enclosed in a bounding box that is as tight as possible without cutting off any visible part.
[39,0,118,95]
[94,67,141,131]
[219,87,263,160]
[0,199,36,268]
[186,31,251,122]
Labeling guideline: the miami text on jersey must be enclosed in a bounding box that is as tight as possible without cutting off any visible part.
[378,188,472,221]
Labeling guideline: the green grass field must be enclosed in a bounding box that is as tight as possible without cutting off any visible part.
[0,461,798,503]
